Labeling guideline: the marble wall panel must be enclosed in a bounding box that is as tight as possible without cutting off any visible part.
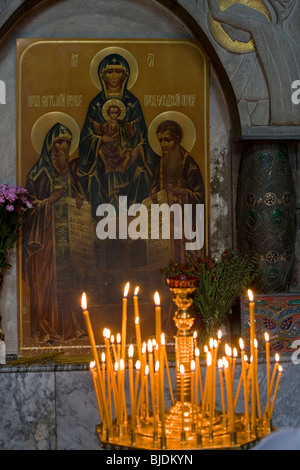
[0,369,56,450]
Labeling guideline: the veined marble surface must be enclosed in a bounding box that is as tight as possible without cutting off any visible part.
[0,358,299,450]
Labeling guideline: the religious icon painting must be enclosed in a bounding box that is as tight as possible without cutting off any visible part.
[16,39,210,355]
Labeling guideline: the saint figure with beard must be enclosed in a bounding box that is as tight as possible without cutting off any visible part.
[149,119,205,260]
[22,122,86,343]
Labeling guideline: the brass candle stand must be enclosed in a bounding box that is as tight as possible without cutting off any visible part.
[85,280,279,450]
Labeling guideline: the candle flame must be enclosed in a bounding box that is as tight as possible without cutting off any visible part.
[233,347,238,358]
[195,347,200,357]
[123,282,130,298]
[217,330,222,340]
[193,331,197,339]
[278,365,283,373]
[128,344,134,358]
[114,362,119,372]
[155,360,159,372]
[248,289,254,301]
[191,359,195,371]
[89,361,95,369]
[180,364,185,375]
[101,352,105,363]
[207,351,212,366]
[142,342,146,354]
[81,292,87,310]
[265,332,269,342]
[204,345,208,353]
[110,335,114,343]
[254,338,258,348]
[225,344,232,356]
[244,354,248,362]
[213,339,218,349]
[120,359,125,370]
[222,357,228,368]
[135,316,139,325]
[147,339,153,353]
[134,286,139,296]
[218,359,223,369]
[152,338,156,347]
[161,333,165,346]
[136,360,141,370]
[239,338,244,350]
[154,291,160,306]
[209,337,214,349]
[117,333,121,343]
[275,353,280,362]
[103,328,110,339]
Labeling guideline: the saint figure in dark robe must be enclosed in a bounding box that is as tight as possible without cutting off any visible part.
[22,122,86,343]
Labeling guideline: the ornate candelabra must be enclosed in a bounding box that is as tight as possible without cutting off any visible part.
[81,280,281,450]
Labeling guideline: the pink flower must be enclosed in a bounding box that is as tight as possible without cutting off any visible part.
[6,204,14,211]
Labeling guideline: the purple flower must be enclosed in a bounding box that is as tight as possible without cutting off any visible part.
[6,204,14,212]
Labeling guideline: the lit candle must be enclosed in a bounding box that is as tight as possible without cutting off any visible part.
[134,360,141,410]
[265,332,271,419]
[155,360,159,417]
[239,338,249,430]
[81,293,109,430]
[223,357,235,436]
[134,287,142,363]
[116,333,121,363]
[110,335,118,363]
[111,361,119,423]
[180,364,186,442]
[136,361,146,420]
[119,358,125,425]
[193,331,198,351]
[207,351,213,439]
[270,353,280,394]
[101,352,106,387]
[212,339,218,414]
[218,359,226,427]
[248,289,257,434]
[254,338,261,419]
[128,345,135,436]
[191,359,195,431]
[144,364,150,420]
[232,347,238,381]
[154,292,161,346]
[133,286,140,316]
[270,365,283,418]
[147,340,157,437]
[135,317,142,364]
[217,329,222,344]
[195,347,203,400]
[159,333,166,443]
[202,350,212,412]
[121,282,130,362]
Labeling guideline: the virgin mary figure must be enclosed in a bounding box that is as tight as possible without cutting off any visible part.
[78,48,158,216]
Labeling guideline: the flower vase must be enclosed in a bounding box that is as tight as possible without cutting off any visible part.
[165,275,198,432]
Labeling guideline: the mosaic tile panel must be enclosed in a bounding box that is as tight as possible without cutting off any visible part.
[241,294,300,353]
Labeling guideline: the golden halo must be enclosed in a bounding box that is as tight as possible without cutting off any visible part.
[31,112,80,155]
[148,111,196,155]
[102,99,127,121]
[209,0,271,53]
[90,46,138,90]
